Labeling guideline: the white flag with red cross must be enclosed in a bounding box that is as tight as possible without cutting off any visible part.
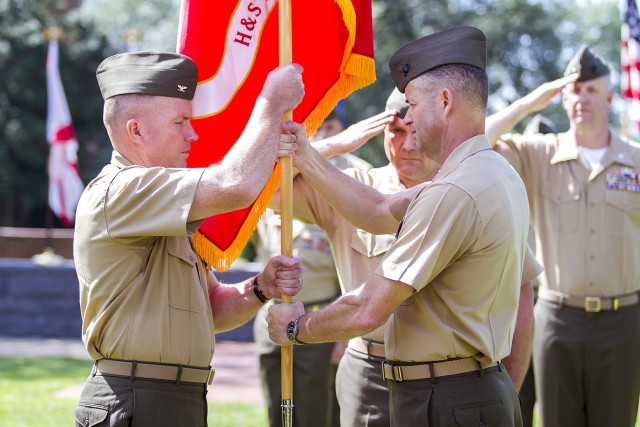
[46,39,84,226]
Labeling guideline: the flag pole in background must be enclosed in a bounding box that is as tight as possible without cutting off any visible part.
[277,0,295,424]
[622,0,640,138]
[34,26,85,266]
[44,26,85,228]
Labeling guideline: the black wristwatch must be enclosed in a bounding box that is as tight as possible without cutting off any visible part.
[286,315,305,345]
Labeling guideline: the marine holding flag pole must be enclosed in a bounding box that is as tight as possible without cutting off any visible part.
[278,0,295,425]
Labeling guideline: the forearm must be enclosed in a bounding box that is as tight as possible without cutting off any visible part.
[311,135,347,160]
[213,97,283,199]
[485,99,533,147]
[189,100,289,220]
[297,292,387,344]
[269,276,412,346]
[502,281,535,391]
[209,277,265,332]
[296,147,399,234]
[311,110,394,159]
[486,74,577,146]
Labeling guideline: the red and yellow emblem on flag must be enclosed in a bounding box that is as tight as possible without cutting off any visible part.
[178,0,375,271]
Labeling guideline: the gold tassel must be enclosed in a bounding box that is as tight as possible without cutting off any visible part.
[194,164,281,272]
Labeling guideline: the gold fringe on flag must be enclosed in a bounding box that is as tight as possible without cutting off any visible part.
[193,164,281,272]
[301,0,377,136]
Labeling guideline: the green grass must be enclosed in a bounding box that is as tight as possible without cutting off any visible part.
[0,356,267,427]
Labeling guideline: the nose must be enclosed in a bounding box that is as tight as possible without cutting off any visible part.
[186,121,199,143]
[577,90,588,103]
[401,133,418,152]
[404,109,413,126]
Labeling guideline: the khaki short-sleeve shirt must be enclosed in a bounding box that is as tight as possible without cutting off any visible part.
[495,130,640,296]
[376,135,530,364]
[74,151,214,366]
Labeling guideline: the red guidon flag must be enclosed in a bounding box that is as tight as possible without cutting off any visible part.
[177,0,376,271]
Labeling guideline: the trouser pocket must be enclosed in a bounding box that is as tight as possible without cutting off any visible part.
[74,403,108,427]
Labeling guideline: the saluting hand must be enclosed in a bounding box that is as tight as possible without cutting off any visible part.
[520,73,579,114]
[312,109,396,156]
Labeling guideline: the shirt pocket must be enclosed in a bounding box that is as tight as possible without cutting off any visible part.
[542,180,581,232]
[604,188,640,238]
[167,238,201,313]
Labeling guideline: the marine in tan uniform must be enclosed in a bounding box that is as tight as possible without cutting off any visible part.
[275,88,541,427]
[72,51,305,427]
[286,88,439,427]
[486,45,640,427]
[267,26,529,426]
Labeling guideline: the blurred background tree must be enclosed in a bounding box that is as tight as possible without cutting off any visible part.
[0,0,624,227]
[0,0,113,227]
[349,0,622,165]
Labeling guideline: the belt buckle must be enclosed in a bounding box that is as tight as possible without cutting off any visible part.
[381,361,403,382]
[206,368,215,385]
[585,296,601,312]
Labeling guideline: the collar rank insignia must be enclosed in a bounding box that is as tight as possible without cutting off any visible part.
[177,85,187,93]
[606,167,640,192]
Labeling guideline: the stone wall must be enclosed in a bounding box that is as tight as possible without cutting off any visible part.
[0,258,259,341]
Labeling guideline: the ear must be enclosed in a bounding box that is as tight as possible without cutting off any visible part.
[126,119,144,145]
[606,88,614,106]
[441,88,453,114]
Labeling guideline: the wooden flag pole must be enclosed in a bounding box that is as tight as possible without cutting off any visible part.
[278,0,294,426]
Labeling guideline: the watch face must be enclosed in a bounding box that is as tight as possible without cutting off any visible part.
[286,321,296,339]
[285,316,304,345]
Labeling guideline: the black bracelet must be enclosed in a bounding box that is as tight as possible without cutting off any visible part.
[252,276,270,304]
